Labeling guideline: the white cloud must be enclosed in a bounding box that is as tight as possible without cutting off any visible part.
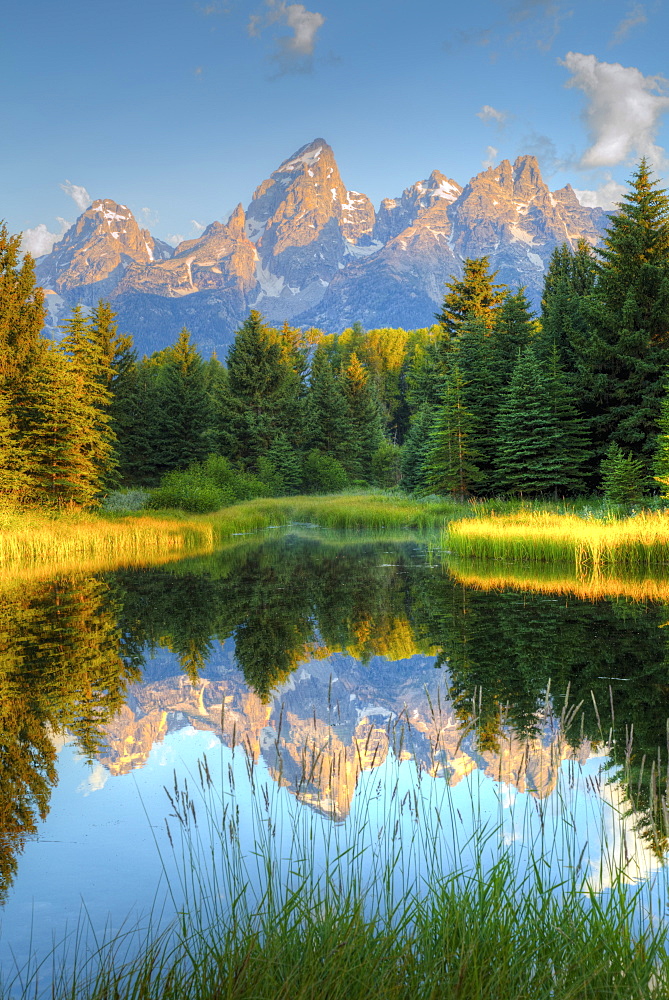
[477,104,508,125]
[77,763,109,796]
[483,145,499,169]
[573,175,627,209]
[249,1,325,72]
[21,217,69,257]
[60,179,92,212]
[167,233,185,246]
[610,3,647,45]
[191,219,206,233]
[560,52,669,169]
[140,206,160,227]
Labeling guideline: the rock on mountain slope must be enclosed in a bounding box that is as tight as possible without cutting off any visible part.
[35,199,173,306]
[33,142,609,355]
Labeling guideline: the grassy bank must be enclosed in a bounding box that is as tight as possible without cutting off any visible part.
[445,509,669,570]
[0,494,460,577]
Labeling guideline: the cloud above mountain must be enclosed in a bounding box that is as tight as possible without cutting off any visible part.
[60,180,92,212]
[249,0,325,73]
[561,52,669,169]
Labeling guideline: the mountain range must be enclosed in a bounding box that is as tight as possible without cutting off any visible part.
[35,138,609,357]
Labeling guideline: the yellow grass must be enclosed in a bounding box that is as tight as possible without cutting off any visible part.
[0,508,216,581]
[445,510,669,571]
[446,557,669,603]
[0,493,457,581]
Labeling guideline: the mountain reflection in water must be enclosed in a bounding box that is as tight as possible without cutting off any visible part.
[2,529,669,907]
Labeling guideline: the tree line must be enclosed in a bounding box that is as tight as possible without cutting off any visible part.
[1,158,669,507]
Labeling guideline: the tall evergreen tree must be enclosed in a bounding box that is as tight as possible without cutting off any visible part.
[491,287,538,378]
[226,311,301,466]
[0,223,46,383]
[155,327,211,472]
[305,345,354,466]
[577,161,669,467]
[59,305,117,492]
[494,347,578,497]
[400,404,436,494]
[341,352,384,480]
[423,365,482,499]
[452,316,503,492]
[539,240,597,370]
[436,257,507,338]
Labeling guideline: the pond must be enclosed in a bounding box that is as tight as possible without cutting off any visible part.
[2,528,669,982]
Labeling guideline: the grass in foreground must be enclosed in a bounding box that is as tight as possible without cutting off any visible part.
[9,698,669,1000]
[446,508,669,570]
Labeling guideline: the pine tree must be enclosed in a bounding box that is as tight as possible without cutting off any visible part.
[494,348,569,496]
[539,240,597,370]
[155,328,211,472]
[491,287,538,379]
[0,222,46,382]
[263,433,303,494]
[578,161,669,467]
[452,316,503,492]
[423,365,482,499]
[400,404,436,494]
[226,311,301,466]
[601,443,646,503]
[0,223,48,504]
[305,345,354,467]
[341,352,383,481]
[0,390,30,504]
[436,257,507,338]
[59,305,117,492]
[22,346,108,506]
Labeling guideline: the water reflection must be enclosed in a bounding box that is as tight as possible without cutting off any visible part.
[1,530,669,908]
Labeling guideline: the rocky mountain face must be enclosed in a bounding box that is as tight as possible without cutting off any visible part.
[34,142,609,355]
[36,199,173,306]
[96,643,591,820]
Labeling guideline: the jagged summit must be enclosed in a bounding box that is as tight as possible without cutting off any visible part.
[34,139,609,353]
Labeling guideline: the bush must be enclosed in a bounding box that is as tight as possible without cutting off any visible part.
[371,441,403,488]
[149,470,227,513]
[302,450,349,494]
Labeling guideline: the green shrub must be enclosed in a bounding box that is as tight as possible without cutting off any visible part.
[372,441,403,488]
[302,449,349,494]
[149,470,227,513]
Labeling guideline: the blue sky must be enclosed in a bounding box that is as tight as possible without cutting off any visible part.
[3,0,668,255]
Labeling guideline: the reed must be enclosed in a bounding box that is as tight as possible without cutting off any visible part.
[445,509,669,570]
[446,556,669,603]
[0,508,216,578]
[0,494,461,578]
[8,697,669,1000]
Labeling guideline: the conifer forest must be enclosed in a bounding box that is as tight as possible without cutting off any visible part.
[2,159,669,511]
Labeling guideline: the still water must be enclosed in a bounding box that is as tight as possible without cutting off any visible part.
[1,529,669,975]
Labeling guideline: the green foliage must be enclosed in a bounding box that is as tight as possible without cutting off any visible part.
[601,442,646,503]
[155,328,211,473]
[302,449,349,493]
[150,469,228,513]
[423,365,482,499]
[371,440,402,488]
[494,347,582,497]
[436,256,507,337]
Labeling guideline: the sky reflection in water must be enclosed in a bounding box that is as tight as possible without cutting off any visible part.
[1,530,669,970]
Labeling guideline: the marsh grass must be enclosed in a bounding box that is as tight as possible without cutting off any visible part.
[446,556,669,603]
[8,695,669,1000]
[0,507,216,579]
[0,494,461,577]
[446,509,669,571]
